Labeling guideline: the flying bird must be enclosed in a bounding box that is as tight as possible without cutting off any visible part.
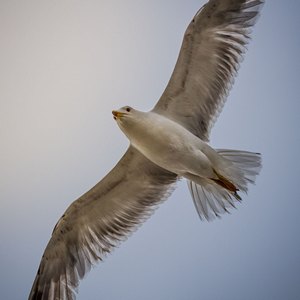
[29,1,264,299]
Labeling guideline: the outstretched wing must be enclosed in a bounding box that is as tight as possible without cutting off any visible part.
[29,146,177,300]
[153,0,264,141]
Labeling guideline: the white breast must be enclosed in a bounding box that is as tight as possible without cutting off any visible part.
[126,112,210,175]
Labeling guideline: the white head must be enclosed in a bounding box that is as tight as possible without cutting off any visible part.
[112,106,146,139]
[112,106,134,122]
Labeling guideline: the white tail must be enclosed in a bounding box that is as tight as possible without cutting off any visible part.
[187,149,262,221]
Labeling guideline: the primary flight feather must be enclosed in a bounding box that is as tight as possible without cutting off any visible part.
[29,1,264,299]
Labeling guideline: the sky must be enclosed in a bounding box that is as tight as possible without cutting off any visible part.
[0,0,299,299]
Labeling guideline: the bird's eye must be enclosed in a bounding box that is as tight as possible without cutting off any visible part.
[126,107,131,112]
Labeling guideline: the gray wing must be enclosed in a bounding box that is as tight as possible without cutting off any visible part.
[29,146,177,300]
[153,0,264,141]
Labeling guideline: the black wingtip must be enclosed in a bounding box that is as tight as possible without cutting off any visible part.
[28,290,43,300]
[28,268,42,300]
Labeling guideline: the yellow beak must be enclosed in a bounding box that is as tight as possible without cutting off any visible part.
[112,110,125,119]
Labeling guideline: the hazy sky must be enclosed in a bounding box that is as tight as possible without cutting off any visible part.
[1,1,299,299]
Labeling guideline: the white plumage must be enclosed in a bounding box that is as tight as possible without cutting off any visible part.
[29,1,264,299]
[113,107,261,221]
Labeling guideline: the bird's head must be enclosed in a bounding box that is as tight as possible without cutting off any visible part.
[112,106,139,131]
[112,106,148,141]
[112,106,134,122]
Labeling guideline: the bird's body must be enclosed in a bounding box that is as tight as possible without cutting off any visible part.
[113,106,258,208]
[116,109,214,178]
[29,1,264,299]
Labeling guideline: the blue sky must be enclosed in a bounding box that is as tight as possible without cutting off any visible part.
[0,1,299,299]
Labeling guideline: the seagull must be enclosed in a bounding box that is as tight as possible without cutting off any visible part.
[29,1,264,299]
